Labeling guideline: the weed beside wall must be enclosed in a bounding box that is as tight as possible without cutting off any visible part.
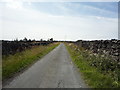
[75,39,120,83]
[66,42,120,88]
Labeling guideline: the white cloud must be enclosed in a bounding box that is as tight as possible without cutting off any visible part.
[5,0,23,9]
[28,2,31,5]
[0,2,118,41]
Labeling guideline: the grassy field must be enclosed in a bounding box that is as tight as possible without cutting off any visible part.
[3,43,59,80]
[65,43,119,88]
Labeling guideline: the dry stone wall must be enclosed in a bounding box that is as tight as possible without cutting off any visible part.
[2,40,52,56]
[75,39,120,62]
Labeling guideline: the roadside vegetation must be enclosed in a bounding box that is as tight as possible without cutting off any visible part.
[3,43,59,80]
[65,43,119,88]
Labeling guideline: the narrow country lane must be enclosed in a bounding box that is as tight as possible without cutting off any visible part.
[3,43,87,88]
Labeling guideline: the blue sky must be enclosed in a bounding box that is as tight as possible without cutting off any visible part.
[0,1,118,41]
[28,2,118,18]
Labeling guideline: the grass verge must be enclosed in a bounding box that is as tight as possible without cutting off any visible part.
[65,43,119,88]
[2,43,59,80]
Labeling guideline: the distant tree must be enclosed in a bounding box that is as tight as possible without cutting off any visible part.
[50,38,53,42]
[32,39,35,42]
[40,39,43,42]
[23,37,27,42]
[19,39,23,42]
[28,39,32,42]
[14,38,18,42]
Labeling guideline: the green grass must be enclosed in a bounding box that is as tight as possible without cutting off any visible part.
[2,43,59,80]
[65,43,119,88]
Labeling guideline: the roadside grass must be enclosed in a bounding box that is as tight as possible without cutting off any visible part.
[65,43,119,88]
[2,43,59,80]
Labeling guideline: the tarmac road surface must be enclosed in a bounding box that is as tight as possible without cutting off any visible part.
[3,43,87,88]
